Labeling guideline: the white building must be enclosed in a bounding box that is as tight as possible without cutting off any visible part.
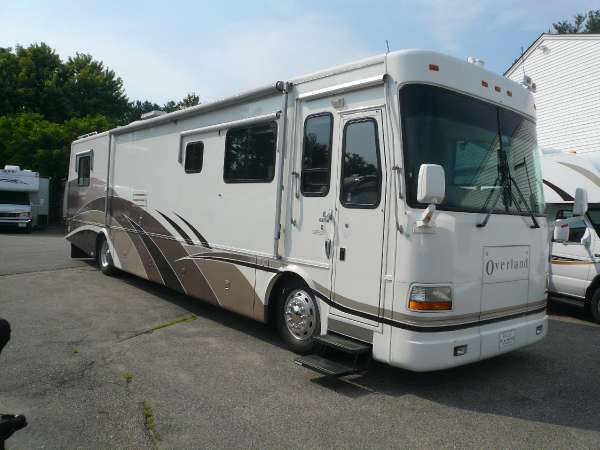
[505,33,600,154]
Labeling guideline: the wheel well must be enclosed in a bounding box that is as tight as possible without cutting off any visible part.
[266,272,308,325]
[585,274,600,303]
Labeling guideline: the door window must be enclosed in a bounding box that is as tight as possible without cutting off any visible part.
[339,118,382,208]
[301,113,333,196]
[77,154,91,186]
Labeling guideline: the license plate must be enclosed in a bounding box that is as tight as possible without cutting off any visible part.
[499,329,516,349]
[17,223,26,228]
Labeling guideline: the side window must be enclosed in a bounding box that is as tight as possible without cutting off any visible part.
[301,113,333,196]
[556,209,587,243]
[185,141,204,173]
[77,154,91,186]
[224,122,277,183]
[340,118,382,208]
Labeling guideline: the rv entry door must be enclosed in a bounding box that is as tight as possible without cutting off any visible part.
[331,109,386,325]
[288,103,339,300]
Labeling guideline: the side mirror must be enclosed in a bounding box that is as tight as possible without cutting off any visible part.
[417,164,445,205]
[573,187,588,216]
[553,219,569,243]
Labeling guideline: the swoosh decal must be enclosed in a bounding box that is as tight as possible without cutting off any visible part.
[156,210,194,245]
[174,213,211,248]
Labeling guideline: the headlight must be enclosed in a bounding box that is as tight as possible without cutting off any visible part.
[408,285,452,311]
[17,211,31,218]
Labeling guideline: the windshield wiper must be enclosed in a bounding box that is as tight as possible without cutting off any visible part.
[477,157,540,228]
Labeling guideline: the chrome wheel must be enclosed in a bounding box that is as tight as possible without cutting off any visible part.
[284,289,317,341]
[99,239,110,269]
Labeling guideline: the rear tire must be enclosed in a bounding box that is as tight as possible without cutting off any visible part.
[97,236,116,276]
[590,289,600,323]
[275,280,320,354]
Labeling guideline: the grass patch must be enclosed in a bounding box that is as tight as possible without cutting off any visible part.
[123,372,133,384]
[143,401,160,447]
[151,314,197,332]
[72,347,80,354]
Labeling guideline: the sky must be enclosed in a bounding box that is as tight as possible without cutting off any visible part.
[1,1,597,104]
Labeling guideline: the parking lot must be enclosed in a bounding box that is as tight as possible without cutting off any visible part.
[1,228,599,448]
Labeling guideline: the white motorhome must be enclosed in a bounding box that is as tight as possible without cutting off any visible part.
[0,165,49,232]
[542,150,600,322]
[66,50,548,373]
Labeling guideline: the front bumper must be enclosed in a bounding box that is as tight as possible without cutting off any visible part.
[388,311,547,371]
[0,219,31,227]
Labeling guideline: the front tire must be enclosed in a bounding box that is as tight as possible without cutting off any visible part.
[275,280,320,354]
[590,289,600,323]
[98,236,116,276]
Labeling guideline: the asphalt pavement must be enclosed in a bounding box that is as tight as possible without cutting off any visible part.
[1,227,599,448]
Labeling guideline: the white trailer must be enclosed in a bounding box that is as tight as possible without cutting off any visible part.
[0,165,49,232]
[542,150,600,322]
[66,50,549,372]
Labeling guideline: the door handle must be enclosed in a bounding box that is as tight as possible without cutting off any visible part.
[324,239,332,259]
[319,209,333,223]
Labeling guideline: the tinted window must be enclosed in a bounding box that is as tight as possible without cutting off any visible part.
[77,155,90,186]
[185,141,204,173]
[301,114,333,196]
[224,122,277,183]
[556,209,587,242]
[340,119,381,208]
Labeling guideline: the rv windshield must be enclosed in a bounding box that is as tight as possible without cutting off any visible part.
[0,191,29,205]
[400,84,544,214]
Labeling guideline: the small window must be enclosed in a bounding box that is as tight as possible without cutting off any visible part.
[185,141,204,173]
[77,154,91,186]
[224,122,277,183]
[301,113,333,196]
[340,118,382,208]
[556,209,587,243]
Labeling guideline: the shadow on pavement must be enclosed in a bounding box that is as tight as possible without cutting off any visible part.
[88,264,600,434]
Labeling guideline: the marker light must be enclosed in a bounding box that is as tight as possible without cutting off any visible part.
[481,80,489,87]
[408,285,452,311]
[494,86,501,93]
[428,64,439,72]
[507,90,513,97]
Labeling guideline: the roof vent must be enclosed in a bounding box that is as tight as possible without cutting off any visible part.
[467,57,485,67]
[520,75,537,93]
[3,165,21,171]
[141,110,166,120]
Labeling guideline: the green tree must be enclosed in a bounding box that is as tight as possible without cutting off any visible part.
[63,53,130,121]
[553,9,600,33]
[0,42,202,184]
[0,48,19,115]
[162,92,200,113]
[0,113,112,182]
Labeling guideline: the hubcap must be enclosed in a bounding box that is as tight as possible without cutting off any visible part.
[284,289,317,341]
[100,240,110,268]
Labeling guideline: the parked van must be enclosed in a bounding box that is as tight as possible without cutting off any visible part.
[543,150,600,322]
[66,50,549,372]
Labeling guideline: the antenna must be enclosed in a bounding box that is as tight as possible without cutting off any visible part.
[520,46,526,78]
[385,40,390,54]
